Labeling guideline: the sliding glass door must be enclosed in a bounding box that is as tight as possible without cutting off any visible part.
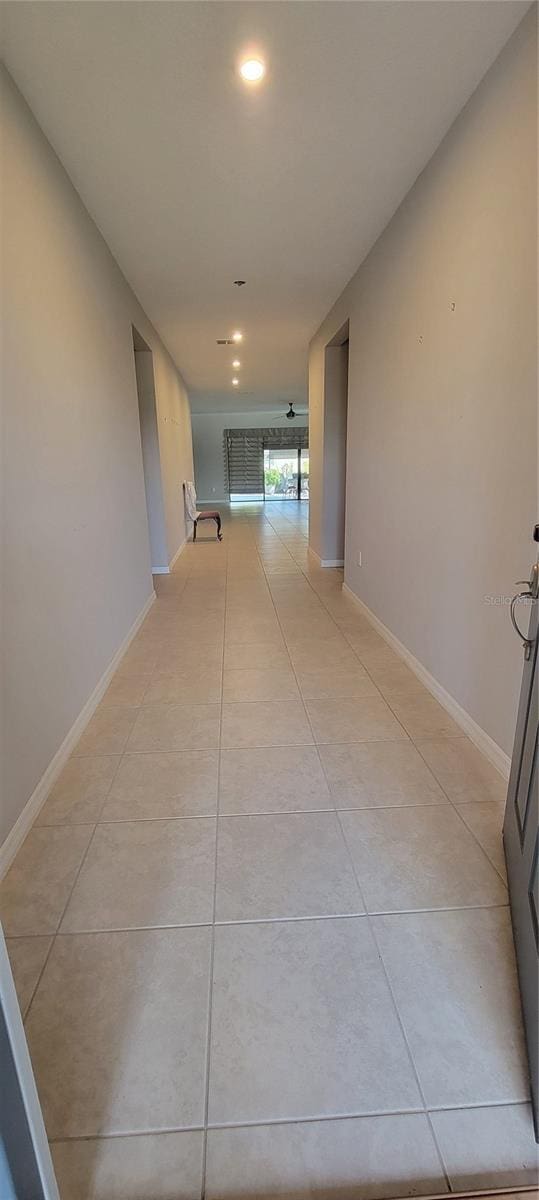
[225,427,308,503]
[264,447,309,500]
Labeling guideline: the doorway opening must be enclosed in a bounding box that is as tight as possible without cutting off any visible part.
[132,328,169,573]
[321,322,349,566]
[264,446,309,500]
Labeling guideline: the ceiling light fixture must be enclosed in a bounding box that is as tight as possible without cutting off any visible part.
[232,378,239,386]
[239,58,265,84]
[232,331,243,343]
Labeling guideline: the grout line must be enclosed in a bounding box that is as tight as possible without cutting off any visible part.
[258,526,451,1185]
[21,751,126,1025]
[45,1093,533,1144]
[409,739,510,887]
[200,544,228,1196]
[37,902,512,938]
[296,569,508,889]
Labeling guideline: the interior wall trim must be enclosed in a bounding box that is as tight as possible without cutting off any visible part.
[152,535,187,574]
[168,536,187,570]
[342,582,511,780]
[308,549,345,569]
[0,590,156,880]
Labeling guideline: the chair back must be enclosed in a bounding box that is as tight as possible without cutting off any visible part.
[183,481,199,521]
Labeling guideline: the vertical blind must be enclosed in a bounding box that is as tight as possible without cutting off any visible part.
[224,426,308,496]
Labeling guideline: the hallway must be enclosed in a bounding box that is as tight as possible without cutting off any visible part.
[1,504,536,1199]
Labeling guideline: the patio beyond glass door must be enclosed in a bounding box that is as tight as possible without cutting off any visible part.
[300,448,309,498]
[264,447,308,500]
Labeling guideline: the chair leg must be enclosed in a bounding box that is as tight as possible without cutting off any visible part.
[193,520,197,542]
[216,514,222,541]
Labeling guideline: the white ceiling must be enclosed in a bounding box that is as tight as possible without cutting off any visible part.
[1,1,528,413]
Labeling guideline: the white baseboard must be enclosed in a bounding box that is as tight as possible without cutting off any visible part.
[153,535,187,574]
[308,548,344,569]
[0,591,156,880]
[342,583,511,780]
[169,536,187,571]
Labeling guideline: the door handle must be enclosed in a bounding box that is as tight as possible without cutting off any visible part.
[510,591,534,659]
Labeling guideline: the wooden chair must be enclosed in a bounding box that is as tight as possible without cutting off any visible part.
[183,481,222,541]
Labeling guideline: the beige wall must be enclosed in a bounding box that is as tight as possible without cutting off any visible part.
[1,68,194,845]
[309,9,537,756]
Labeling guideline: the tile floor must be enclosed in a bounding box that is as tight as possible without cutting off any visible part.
[1,501,537,1200]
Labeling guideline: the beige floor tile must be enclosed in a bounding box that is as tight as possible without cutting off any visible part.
[223,641,289,669]
[178,594,225,615]
[273,598,324,619]
[416,735,507,802]
[225,615,283,645]
[387,694,462,739]
[226,586,270,606]
[219,746,331,814]
[280,614,340,641]
[101,674,150,707]
[144,617,224,643]
[331,611,375,636]
[287,637,359,671]
[365,661,426,698]
[73,706,138,756]
[221,700,313,749]
[143,667,222,704]
[26,927,211,1136]
[216,812,363,921]
[296,665,378,700]
[116,641,159,677]
[128,703,220,751]
[102,750,218,820]
[208,917,421,1123]
[6,935,53,1016]
[319,741,445,808]
[51,1131,204,1200]
[374,908,529,1106]
[149,627,224,653]
[37,756,119,825]
[305,696,407,744]
[156,643,224,672]
[223,667,299,702]
[341,805,507,912]
[225,600,275,622]
[456,799,506,877]
[206,1113,446,1200]
[61,817,216,930]
[0,825,94,935]
[345,633,401,670]
[430,1103,539,1191]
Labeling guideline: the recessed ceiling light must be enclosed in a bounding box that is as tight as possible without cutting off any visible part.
[232,378,239,386]
[240,58,265,83]
[232,331,243,343]
[232,359,241,369]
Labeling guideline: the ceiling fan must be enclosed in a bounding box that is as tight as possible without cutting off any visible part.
[277,402,308,422]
